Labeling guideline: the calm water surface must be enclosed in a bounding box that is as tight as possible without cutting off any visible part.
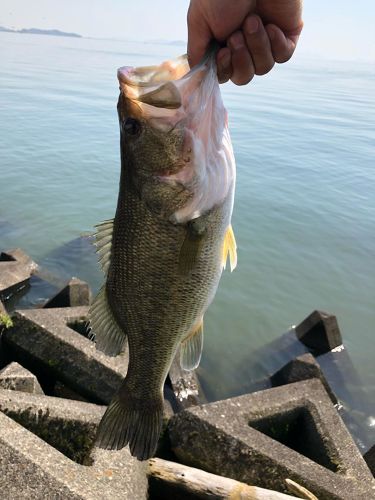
[0,33,374,446]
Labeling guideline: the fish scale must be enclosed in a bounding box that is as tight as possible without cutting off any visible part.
[90,50,237,460]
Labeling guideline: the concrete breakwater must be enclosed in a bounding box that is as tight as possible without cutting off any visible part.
[0,247,374,499]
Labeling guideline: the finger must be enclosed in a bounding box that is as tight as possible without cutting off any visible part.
[228,31,255,86]
[187,5,212,68]
[265,24,299,64]
[243,15,275,75]
[217,47,232,84]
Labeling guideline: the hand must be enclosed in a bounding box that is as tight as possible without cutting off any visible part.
[187,0,303,85]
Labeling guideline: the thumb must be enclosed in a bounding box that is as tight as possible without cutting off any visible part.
[187,6,212,68]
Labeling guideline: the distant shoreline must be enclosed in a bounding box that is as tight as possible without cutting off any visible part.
[0,26,81,38]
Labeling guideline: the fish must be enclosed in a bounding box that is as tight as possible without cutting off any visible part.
[89,48,237,461]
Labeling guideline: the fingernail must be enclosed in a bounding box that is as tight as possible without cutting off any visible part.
[246,16,259,34]
[230,33,244,50]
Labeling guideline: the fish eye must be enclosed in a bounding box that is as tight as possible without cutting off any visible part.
[123,117,141,136]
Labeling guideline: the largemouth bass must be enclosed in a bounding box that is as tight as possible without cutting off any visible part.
[89,50,237,461]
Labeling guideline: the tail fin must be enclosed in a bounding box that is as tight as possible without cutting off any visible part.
[95,390,163,461]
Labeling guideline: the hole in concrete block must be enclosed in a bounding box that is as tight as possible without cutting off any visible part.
[67,318,91,339]
[3,408,96,466]
[0,253,16,262]
[249,406,340,472]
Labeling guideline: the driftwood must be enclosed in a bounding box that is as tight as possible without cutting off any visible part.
[148,457,300,499]
[285,479,319,500]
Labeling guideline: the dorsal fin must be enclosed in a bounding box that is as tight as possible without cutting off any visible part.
[88,285,126,356]
[94,218,114,275]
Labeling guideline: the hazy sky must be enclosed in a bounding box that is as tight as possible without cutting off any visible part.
[1,0,374,61]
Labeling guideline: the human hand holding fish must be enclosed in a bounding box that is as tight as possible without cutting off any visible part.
[187,0,304,85]
[89,0,302,463]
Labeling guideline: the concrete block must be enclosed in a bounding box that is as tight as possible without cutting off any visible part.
[0,361,44,394]
[53,380,90,402]
[168,379,375,499]
[364,445,375,477]
[0,248,38,269]
[0,301,12,367]
[295,310,342,354]
[44,277,92,308]
[271,353,337,404]
[0,387,101,464]
[0,394,148,498]
[3,307,199,412]
[3,307,126,404]
[0,261,30,299]
[0,248,37,301]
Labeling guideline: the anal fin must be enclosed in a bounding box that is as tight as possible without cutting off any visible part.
[222,224,237,271]
[88,285,126,357]
[180,319,203,371]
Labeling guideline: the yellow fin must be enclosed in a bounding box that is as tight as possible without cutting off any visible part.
[222,225,237,272]
[180,319,204,371]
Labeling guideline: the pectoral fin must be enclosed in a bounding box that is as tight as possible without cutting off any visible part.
[179,218,207,275]
[222,225,237,272]
[180,319,204,371]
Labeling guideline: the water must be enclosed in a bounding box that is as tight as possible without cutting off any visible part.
[1,33,374,446]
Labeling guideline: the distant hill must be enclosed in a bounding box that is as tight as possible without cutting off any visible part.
[145,39,186,46]
[0,26,81,38]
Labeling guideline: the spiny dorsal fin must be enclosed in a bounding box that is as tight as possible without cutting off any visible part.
[222,225,237,272]
[88,285,126,357]
[180,319,203,371]
[94,218,114,275]
[179,218,207,275]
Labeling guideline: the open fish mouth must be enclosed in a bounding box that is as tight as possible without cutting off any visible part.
[118,55,190,89]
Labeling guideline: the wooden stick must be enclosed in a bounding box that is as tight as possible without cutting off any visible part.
[285,479,319,500]
[148,457,300,499]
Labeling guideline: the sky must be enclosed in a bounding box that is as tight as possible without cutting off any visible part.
[1,0,375,61]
